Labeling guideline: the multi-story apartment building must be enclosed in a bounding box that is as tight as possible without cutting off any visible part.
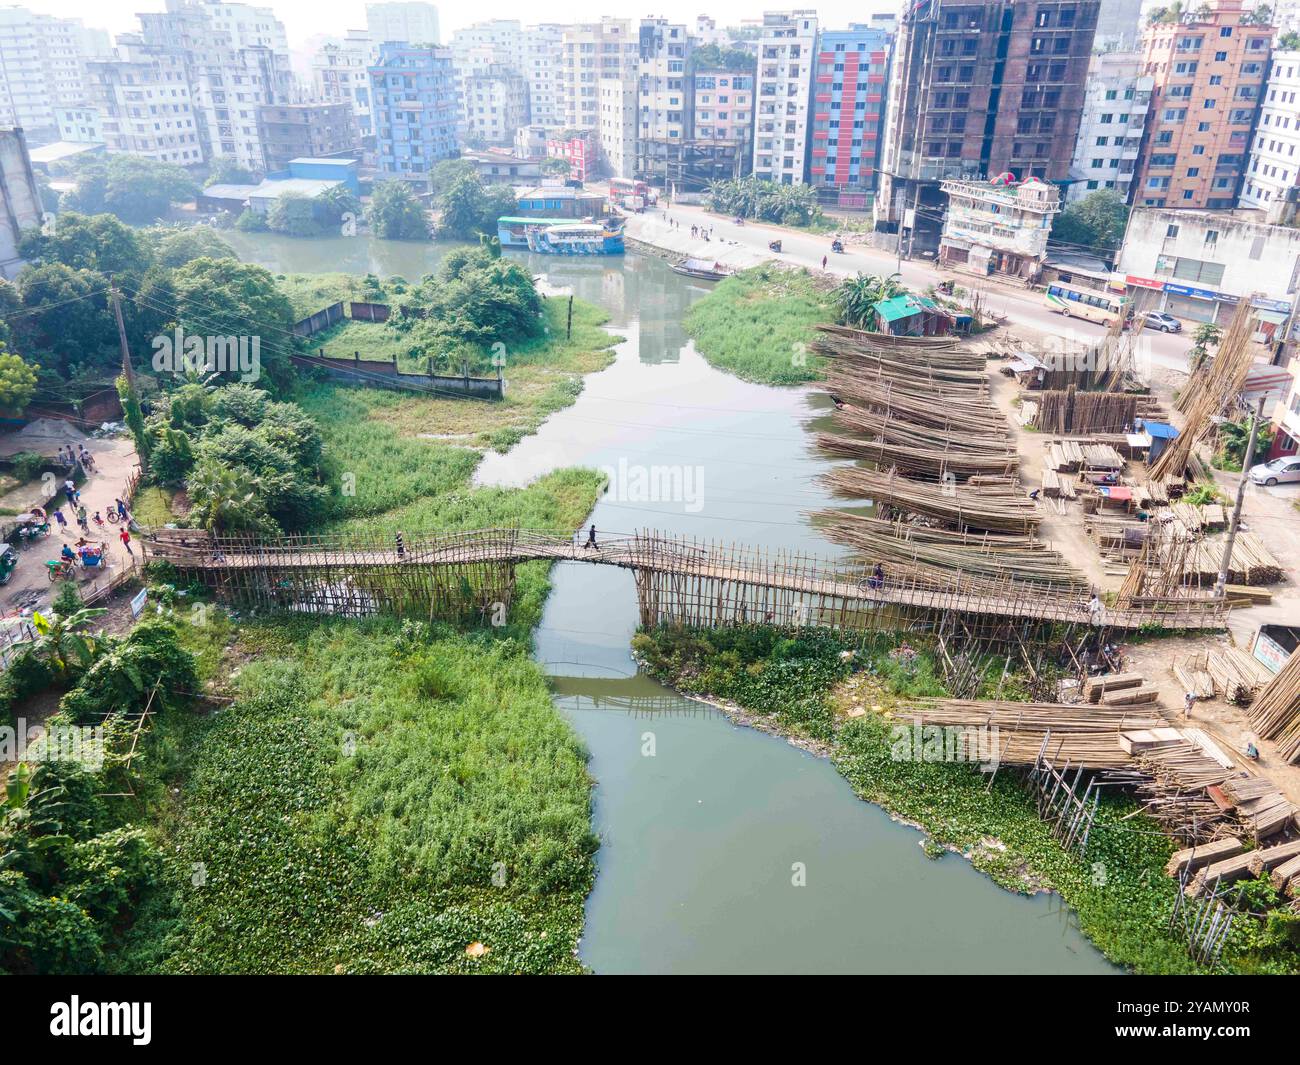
[258,102,357,171]
[58,107,105,145]
[598,74,637,179]
[692,67,755,168]
[635,19,692,184]
[85,38,204,164]
[877,1,1099,254]
[369,42,457,183]
[810,24,892,199]
[366,3,440,46]
[312,33,376,141]
[137,1,294,173]
[562,19,638,133]
[1240,50,1300,216]
[1094,0,1143,52]
[939,175,1061,281]
[522,24,565,128]
[0,7,111,142]
[753,10,819,185]
[1067,49,1152,202]
[463,65,529,147]
[1134,0,1272,210]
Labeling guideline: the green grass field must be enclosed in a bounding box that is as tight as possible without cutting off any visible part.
[683,264,836,386]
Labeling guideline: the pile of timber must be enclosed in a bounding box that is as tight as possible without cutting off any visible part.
[899,698,1162,770]
[1045,439,1085,472]
[1166,837,1246,879]
[1219,775,1300,840]
[1207,646,1270,706]
[1248,650,1300,764]
[823,468,1040,534]
[1032,388,1138,435]
[1081,443,1124,470]
[1084,672,1144,703]
[1189,839,1300,897]
[1169,501,1227,534]
[815,511,1085,592]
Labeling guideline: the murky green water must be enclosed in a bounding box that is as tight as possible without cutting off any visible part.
[236,232,1115,974]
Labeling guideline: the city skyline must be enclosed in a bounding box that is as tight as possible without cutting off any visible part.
[31,0,908,47]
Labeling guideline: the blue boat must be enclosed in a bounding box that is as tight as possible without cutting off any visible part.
[524,221,625,255]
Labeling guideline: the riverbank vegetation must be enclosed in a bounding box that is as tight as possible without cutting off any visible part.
[705,175,825,229]
[682,264,835,385]
[633,624,1300,975]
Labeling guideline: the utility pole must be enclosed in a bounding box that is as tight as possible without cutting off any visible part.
[110,280,135,389]
[1213,394,1266,598]
[110,279,149,476]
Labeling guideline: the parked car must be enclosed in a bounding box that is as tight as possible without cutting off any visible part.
[1249,456,1300,486]
[1142,311,1183,333]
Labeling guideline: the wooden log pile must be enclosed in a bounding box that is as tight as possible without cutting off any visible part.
[1176,532,1283,587]
[1032,388,1138,435]
[1247,649,1300,764]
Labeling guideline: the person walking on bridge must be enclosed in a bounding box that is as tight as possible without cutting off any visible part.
[395,530,405,560]
[582,524,599,551]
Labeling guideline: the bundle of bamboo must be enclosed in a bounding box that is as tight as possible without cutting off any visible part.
[1033,388,1138,435]
[1207,646,1270,705]
[1247,650,1300,763]
[897,698,1161,769]
[815,432,1019,481]
[1176,532,1283,587]
[814,510,1085,591]
[823,468,1041,534]
[1152,299,1261,479]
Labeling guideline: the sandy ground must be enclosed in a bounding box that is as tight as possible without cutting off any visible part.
[2,429,141,619]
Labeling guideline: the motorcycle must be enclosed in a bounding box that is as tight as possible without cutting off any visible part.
[0,545,15,585]
[830,240,844,253]
[733,216,745,226]
[768,240,782,253]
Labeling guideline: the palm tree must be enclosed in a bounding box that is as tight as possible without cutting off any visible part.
[14,608,108,674]
[186,458,269,534]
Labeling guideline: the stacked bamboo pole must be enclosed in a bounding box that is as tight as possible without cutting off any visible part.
[1247,650,1300,763]
[1152,299,1260,479]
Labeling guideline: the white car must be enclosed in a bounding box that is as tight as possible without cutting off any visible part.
[1249,456,1300,486]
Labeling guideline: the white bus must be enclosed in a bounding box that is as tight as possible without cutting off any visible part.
[1044,282,1124,326]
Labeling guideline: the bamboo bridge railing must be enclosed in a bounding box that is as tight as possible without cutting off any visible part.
[143,527,1229,634]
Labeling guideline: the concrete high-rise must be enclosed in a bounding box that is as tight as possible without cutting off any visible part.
[811,23,893,199]
[1133,0,1272,210]
[752,10,819,185]
[877,1,1099,253]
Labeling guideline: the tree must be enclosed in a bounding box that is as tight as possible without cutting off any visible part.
[117,373,151,469]
[437,173,489,238]
[367,180,429,240]
[14,608,109,674]
[1050,189,1129,260]
[151,226,236,268]
[266,191,324,237]
[430,158,476,196]
[688,44,755,72]
[317,183,362,233]
[705,175,823,226]
[186,457,274,534]
[15,264,116,377]
[1188,322,1222,373]
[63,156,198,225]
[205,155,258,187]
[0,346,39,414]
[19,212,153,279]
[540,157,571,177]
[836,273,906,329]
[171,258,297,390]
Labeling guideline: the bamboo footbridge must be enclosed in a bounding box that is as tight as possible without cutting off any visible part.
[145,527,1228,633]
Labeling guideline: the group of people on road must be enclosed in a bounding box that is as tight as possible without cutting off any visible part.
[56,443,96,472]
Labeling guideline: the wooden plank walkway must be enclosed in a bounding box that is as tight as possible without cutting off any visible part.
[144,528,1228,632]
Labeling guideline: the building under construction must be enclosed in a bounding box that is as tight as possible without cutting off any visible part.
[875,0,1099,255]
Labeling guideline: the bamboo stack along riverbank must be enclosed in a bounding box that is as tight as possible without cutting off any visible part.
[815,510,1085,592]
[815,431,1020,481]
[823,468,1041,534]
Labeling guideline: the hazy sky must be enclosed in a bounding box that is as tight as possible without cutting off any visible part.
[33,1,906,48]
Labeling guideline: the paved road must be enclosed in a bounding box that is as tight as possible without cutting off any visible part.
[620,197,1197,375]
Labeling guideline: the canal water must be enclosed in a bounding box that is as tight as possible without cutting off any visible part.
[231,232,1115,974]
